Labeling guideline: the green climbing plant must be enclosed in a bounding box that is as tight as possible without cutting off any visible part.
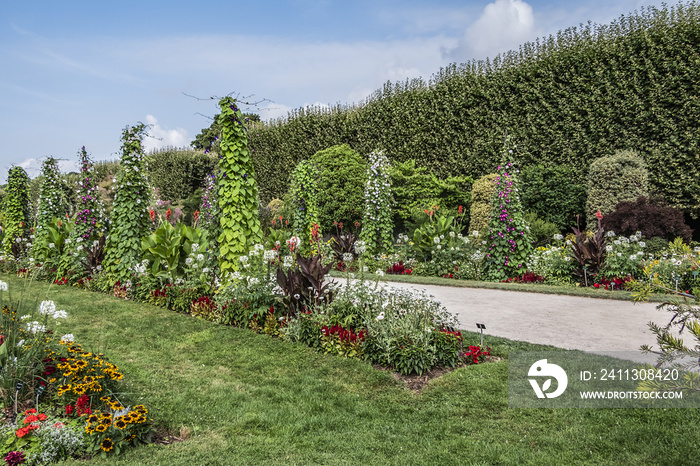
[103,124,152,282]
[31,157,68,262]
[2,167,30,259]
[359,150,393,255]
[216,96,263,276]
[58,146,108,280]
[484,138,533,281]
[290,160,320,251]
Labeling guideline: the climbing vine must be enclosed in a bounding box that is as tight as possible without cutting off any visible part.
[103,124,152,282]
[2,167,30,259]
[216,96,263,276]
[290,160,320,250]
[359,151,393,255]
[32,157,68,258]
[484,138,533,281]
[58,146,108,279]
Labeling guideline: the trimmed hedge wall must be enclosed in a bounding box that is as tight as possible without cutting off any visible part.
[248,3,700,217]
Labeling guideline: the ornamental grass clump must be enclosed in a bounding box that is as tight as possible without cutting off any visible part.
[484,140,533,281]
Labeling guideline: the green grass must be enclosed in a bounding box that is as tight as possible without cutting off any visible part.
[329,271,686,304]
[4,274,699,465]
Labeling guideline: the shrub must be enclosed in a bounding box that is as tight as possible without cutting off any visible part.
[469,173,498,235]
[586,150,648,230]
[520,164,587,231]
[309,144,366,230]
[601,196,693,242]
[523,211,560,247]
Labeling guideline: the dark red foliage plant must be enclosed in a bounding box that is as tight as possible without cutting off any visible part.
[601,196,693,242]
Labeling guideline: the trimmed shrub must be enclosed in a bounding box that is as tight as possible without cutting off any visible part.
[520,164,587,231]
[586,150,648,230]
[309,144,366,230]
[469,174,498,235]
[601,196,693,242]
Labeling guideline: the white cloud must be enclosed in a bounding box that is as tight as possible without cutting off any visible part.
[143,115,190,152]
[449,0,539,62]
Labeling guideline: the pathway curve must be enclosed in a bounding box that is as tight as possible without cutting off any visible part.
[382,281,670,353]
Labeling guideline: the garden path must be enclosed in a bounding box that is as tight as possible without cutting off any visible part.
[381,281,667,354]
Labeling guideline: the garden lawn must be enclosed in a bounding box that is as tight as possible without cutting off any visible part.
[6,274,699,465]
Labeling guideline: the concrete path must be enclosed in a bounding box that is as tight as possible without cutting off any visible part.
[381,281,671,353]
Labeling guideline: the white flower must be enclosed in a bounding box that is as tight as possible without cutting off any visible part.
[76,245,83,251]
[17,339,25,347]
[52,310,67,319]
[0,281,7,291]
[433,237,440,244]
[342,253,353,263]
[363,266,368,272]
[354,241,367,255]
[202,268,210,274]
[26,321,46,334]
[20,314,30,320]
[185,257,193,266]
[239,255,249,264]
[436,245,442,250]
[60,334,75,344]
[449,231,455,238]
[613,240,621,245]
[553,234,563,241]
[564,256,571,261]
[65,238,72,244]
[197,254,204,262]
[606,231,616,237]
[39,300,56,316]
[635,231,642,237]
[191,243,200,253]
[293,294,300,300]
[247,277,260,286]
[375,269,384,277]
[630,254,637,260]
[48,243,55,248]
[375,311,385,321]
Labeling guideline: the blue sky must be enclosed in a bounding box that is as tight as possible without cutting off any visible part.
[0,0,684,179]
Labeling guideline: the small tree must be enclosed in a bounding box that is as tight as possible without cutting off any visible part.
[469,173,498,235]
[484,139,532,281]
[360,150,393,255]
[103,124,152,282]
[2,167,30,259]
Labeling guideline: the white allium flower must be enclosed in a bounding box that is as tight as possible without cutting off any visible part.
[26,321,46,334]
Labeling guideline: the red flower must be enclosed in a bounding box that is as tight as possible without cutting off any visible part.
[595,211,603,219]
[166,209,172,220]
[458,205,463,214]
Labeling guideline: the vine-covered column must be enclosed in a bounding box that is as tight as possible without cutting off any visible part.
[216,97,262,276]
[359,151,393,255]
[484,137,532,281]
[2,167,31,259]
[103,124,152,282]
[290,160,320,251]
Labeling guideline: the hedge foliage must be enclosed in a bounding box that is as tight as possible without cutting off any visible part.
[586,150,649,229]
[146,148,216,202]
[520,165,587,231]
[248,3,700,217]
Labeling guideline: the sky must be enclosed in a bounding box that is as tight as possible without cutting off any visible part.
[0,0,685,180]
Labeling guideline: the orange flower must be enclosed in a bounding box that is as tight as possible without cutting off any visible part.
[595,211,603,219]
[194,210,200,221]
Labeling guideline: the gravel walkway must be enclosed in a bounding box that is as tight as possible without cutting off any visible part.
[381,281,670,353]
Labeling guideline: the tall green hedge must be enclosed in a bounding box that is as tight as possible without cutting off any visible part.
[248,2,700,217]
[147,148,216,202]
